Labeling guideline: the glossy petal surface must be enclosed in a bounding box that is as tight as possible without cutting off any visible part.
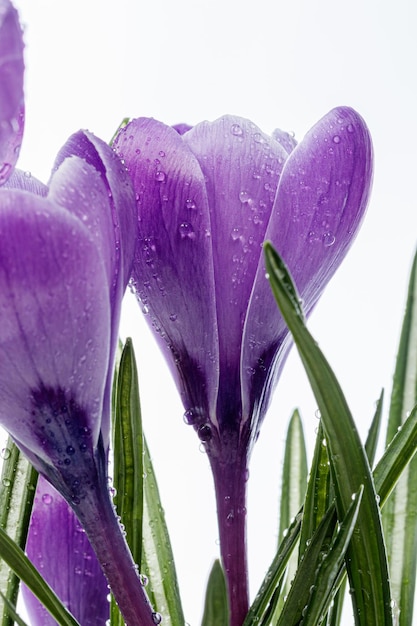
[23,477,109,626]
[114,118,219,424]
[242,107,372,434]
[0,192,110,475]
[0,0,24,185]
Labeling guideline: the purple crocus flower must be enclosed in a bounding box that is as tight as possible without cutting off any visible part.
[0,6,157,620]
[22,477,109,626]
[0,133,159,623]
[114,109,373,626]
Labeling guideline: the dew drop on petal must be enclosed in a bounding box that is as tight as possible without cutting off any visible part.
[183,409,196,425]
[322,232,335,247]
[152,612,162,624]
[179,222,195,239]
[239,190,251,204]
[155,171,166,182]
[347,124,354,133]
[231,123,243,136]
[185,198,196,210]
[41,492,53,505]
[198,423,213,442]
[332,135,341,144]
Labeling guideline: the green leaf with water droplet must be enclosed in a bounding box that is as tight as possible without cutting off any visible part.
[0,591,29,626]
[242,511,302,626]
[273,409,307,617]
[201,560,228,626]
[141,435,185,626]
[300,485,364,626]
[0,438,38,626]
[264,241,392,626]
[111,337,144,625]
[382,249,417,626]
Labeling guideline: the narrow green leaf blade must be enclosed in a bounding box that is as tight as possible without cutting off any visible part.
[275,504,337,626]
[111,338,144,626]
[142,436,185,626]
[275,410,307,616]
[302,486,364,626]
[243,511,303,626]
[0,439,38,626]
[201,560,228,626]
[0,527,80,626]
[299,421,332,558]
[365,390,384,468]
[264,242,392,626]
[382,250,417,625]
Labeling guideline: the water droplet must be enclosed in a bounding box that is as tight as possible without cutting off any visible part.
[239,190,251,204]
[347,123,354,133]
[322,232,335,247]
[253,132,263,143]
[198,423,213,442]
[1,447,11,460]
[183,409,196,425]
[231,123,243,136]
[185,198,196,210]
[2,478,11,487]
[139,573,148,586]
[179,222,195,239]
[42,492,53,505]
[231,227,242,241]
[152,612,162,624]
[24,170,32,178]
[169,313,177,322]
[66,445,75,455]
[155,171,166,182]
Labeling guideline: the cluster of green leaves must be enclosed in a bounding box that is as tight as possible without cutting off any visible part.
[1,243,417,626]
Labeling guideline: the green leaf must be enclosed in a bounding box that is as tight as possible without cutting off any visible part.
[299,421,332,558]
[242,510,303,626]
[275,503,337,626]
[301,486,364,626]
[141,436,185,626]
[264,241,392,626]
[111,337,144,626]
[365,390,384,468]
[0,526,80,626]
[0,592,29,626]
[0,439,38,626]
[112,338,144,568]
[382,250,417,625]
[274,410,307,616]
[201,560,228,626]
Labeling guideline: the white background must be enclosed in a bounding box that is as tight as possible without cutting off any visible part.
[6,0,417,623]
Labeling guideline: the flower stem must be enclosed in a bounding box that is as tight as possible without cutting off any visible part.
[74,471,156,626]
[209,444,249,626]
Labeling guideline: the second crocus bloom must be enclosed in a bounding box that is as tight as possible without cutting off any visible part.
[114,108,373,626]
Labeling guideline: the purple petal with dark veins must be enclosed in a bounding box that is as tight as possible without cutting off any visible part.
[22,476,109,626]
[183,115,289,429]
[113,118,219,426]
[49,131,137,442]
[242,107,373,440]
[0,191,110,468]
[0,0,24,185]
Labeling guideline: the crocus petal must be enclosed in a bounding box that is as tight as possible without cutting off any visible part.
[242,107,372,436]
[114,118,219,427]
[23,477,109,626]
[4,168,48,195]
[49,131,137,443]
[182,116,289,428]
[0,0,24,185]
[0,191,110,494]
